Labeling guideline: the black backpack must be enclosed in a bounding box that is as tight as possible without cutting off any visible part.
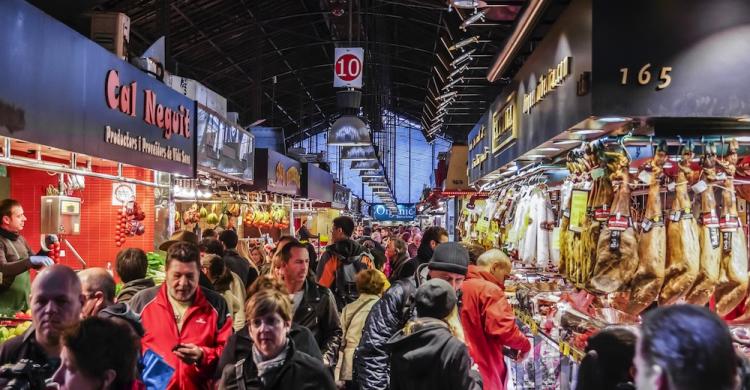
[334,250,374,309]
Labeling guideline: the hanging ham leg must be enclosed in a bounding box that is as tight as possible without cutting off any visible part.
[626,144,667,314]
[685,143,721,305]
[589,149,638,293]
[714,139,749,315]
[659,144,700,305]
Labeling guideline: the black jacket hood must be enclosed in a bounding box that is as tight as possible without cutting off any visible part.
[98,302,144,337]
[327,238,366,262]
[386,319,454,373]
[416,243,434,264]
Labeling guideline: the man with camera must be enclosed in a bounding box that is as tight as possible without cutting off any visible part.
[0,265,84,380]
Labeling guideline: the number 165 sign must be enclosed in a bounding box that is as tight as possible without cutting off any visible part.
[334,48,364,89]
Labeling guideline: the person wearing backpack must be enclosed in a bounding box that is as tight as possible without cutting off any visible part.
[316,216,375,310]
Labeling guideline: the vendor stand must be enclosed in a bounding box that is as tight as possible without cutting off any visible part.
[463,0,750,387]
[0,0,196,274]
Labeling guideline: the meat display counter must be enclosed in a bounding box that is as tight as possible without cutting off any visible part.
[506,269,639,390]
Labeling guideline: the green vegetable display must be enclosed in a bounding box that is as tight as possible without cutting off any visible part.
[146,252,166,285]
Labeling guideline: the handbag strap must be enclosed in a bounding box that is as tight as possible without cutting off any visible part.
[234,358,247,390]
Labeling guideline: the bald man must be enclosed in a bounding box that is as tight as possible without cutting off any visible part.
[78,267,143,337]
[460,249,530,390]
[0,265,83,378]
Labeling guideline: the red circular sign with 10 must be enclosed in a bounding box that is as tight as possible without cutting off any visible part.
[336,53,362,81]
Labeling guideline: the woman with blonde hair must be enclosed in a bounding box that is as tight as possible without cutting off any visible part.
[336,269,388,389]
[386,279,480,390]
[245,242,269,269]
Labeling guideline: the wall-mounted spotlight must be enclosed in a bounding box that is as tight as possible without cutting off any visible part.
[449,64,469,80]
[460,10,487,31]
[449,36,480,52]
[437,90,458,101]
[442,77,464,91]
[451,49,475,67]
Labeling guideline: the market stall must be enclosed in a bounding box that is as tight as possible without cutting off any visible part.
[463,0,750,387]
[0,0,197,277]
[243,148,299,243]
[172,103,258,246]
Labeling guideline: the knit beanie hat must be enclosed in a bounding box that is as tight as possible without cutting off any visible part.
[427,242,469,275]
[415,279,457,319]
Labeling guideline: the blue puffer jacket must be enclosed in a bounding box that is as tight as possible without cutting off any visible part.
[353,264,427,390]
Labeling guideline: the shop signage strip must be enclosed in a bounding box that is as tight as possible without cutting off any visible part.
[0,1,196,177]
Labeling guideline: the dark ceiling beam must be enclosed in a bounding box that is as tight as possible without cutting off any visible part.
[262,62,432,83]
[237,0,325,127]
[165,3,302,128]
[172,9,445,57]
[204,40,437,81]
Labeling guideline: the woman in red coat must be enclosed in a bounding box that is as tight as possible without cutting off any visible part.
[459,249,531,390]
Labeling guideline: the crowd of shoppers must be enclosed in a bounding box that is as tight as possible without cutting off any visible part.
[1,199,749,390]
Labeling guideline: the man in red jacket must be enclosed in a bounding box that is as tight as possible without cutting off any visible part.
[460,249,530,390]
[130,241,232,389]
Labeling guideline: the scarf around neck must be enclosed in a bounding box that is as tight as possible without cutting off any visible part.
[252,339,290,384]
[0,227,19,241]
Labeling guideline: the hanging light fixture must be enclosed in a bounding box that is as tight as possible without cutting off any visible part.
[350,160,380,170]
[340,145,377,161]
[327,115,371,146]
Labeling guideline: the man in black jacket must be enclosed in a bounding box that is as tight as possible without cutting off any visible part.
[220,229,257,288]
[353,242,469,390]
[279,241,342,370]
[0,265,83,380]
[412,226,449,265]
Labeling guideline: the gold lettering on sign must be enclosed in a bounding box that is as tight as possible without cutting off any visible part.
[472,152,488,169]
[469,125,486,151]
[522,56,572,115]
[492,92,517,153]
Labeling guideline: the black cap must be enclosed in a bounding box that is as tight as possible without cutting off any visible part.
[415,279,457,320]
[428,242,469,275]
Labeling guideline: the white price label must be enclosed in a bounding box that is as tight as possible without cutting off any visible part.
[668,182,676,192]
[638,170,652,184]
[692,180,707,194]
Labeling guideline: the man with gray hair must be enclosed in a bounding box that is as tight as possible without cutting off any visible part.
[460,249,530,390]
[78,267,143,337]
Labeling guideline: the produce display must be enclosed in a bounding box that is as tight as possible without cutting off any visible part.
[243,204,289,230]
[146,251,166,284]
[0,312,32,343]
[177,202,245,231]
[114,201,146,247]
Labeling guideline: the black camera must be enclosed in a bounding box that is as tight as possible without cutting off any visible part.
[0,359,49,390]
